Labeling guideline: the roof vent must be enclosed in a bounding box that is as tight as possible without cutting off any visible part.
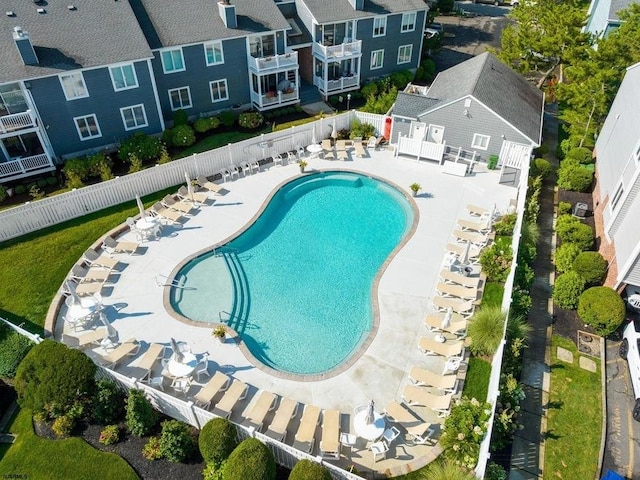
[218,0,237,29]
[37,7,46,13]
[12,26,39,65]
[68,5,77,10]
[6,11,15,16]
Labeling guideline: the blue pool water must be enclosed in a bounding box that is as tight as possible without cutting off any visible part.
[171,172,413,375]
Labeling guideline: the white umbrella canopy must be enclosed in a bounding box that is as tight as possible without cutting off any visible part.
[441,307,453,330]
[64,280,82,306]
[365,399,375,425]
[459,240,471,266]
[184,172,195,203]
[135,195,146,219]
[170,337,184,363]
[311,123,317,145]
[331,118,338,140]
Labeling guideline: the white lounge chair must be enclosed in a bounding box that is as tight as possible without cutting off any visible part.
[409,366,459,394]
[466,204,489,217]
[71,265,113,284]
[419,336,464,358]
[294,404,321,453]
[336,149,349,161]
[136,343,165,381]
[436,282,478,300]
[439,269,481,289]
[272,154,284,167]
[242,391,277,432]
[196,175,226,194]
[151,202,185,224]
[370,440,388,462]
[102,236,139,255]
[354,141,366,158]
[433,295,476,317]
[162,194,196,215]
[177,186,209,205]
[229,165,240,179]
[211,379,248,419]
[249,159,260,173]
[63,327,109,349]
[265,397,299,441]
[445,242,482,261]
[452,228,490,247]
[424,313,468,338]
[83,249,119,270]
[319,409,341,459]
[457,217,491,233]
[97,339,140,369]
[194,371,230,409]
[383,400,435,445]
[401,386,453,417]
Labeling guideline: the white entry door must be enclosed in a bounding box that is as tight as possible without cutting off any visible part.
[427,124,445,144]
[409,121,427,140]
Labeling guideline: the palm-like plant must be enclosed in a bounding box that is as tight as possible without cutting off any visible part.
[468,306,507,356]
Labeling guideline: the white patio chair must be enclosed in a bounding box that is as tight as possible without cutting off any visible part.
[249,158,260,173]
[239,161,251,176]
[272,154,283,167]
[370,440,388,462]
[171,375,193,395]
[219,167,231,182]
[287,151,297,164]
[382,426,401,445]
[126,217,144,242]
[229,165,240,179]
[195,353,210,381]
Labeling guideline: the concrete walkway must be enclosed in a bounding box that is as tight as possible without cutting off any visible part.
[508,105,559,479]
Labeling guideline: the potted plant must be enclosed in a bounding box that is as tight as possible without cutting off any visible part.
[410,183,421,197]
[298,160,308,173]
[212,325,226,343]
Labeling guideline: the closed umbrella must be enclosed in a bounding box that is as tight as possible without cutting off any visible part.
[98,309,117,339]
[184,172,195,203]
[135,195,146,220]
[311,123,317,145]
[365,399,375,425]
[441,307,453,330]
[64,280,82,306]
[170,337,184,363]
[331,118,338,142]
[459,240,472,267]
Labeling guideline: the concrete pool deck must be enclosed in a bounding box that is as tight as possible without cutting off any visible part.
[55,147,516,475]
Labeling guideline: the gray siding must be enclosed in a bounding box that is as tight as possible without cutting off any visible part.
[623,252,640,288]
[30,61,162,158]
[585,0,611,36]
[391,117,412,143]
[151,37,250,121]
[294,0,317,37]
[612,191,640,275]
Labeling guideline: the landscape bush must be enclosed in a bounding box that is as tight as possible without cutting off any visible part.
[62,153,113,188]
[557,161,594,192]
[485,462,508,480]
[52,414,75,438]
[222,438,276,480]
[172,109,189,126]
[159,419,197,463]
[531,158,554,178]
[360,82,378,98]
[565,147,593,164]
[194,116,221,133]
[117,133,162,163]
[572,251,607,286]
[157,145,172,165]
[468,306,507,356]
[515,263,535,291]
[127,153,143,173]
[492,374,525,450]
[578,287,626,336]
[125,389,159,436]
[171,125,196,147]
[142,436,162,460]
[554,242,582,273]
[510,288,533,317]
[555,214,594,251]
[479,238,513,282]
[99,425,121,445]
[161,128,174,147]
[440,397,492,469]
[238,111,264,129]
[558,201,572,215]
[92,379,125,425]
[552,271,586,309]
[0,322,34,378]
[15,340,96,415]
[289,459,332,480]
[421,458,476,480]
[493,213,517,236]
[199,417,238,464]
[219,110,237,128]
[349,119,376,139]
[389,70,414,90]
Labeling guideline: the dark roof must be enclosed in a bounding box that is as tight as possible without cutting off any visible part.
[132,0,291,50]
[0,0,152,84]
[301,0,428,24]
[395,52,543,143]
[609,0,633,21]
[394,92,439,119]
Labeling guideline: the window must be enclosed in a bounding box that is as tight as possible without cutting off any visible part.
[249,34,275,58]
[161,49,185,73]
[611,184,624,211]
[397,45,413,64]
[401,12,417,32]
[204,41,224,66]
[59,72,88,100]
[74,114,101,140]
[210,79,229,103]
[109,64,138,91]
[168,87,191,110]
[370,49,384,70]
[373,17,386,37]
[471,133,490,150]
[120,104,148,130]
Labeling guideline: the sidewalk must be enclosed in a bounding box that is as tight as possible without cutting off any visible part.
[509,104,559,479]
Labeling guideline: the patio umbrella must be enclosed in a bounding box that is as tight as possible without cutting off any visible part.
[331,118,338,141]
[184,172,195,203]
[135,195,146,219]
[311,123,317,145]
[459,240,472,267]
[98,309,117,339]
[441,307,453,330]
[170,337,184,363]
[365,399,375,425]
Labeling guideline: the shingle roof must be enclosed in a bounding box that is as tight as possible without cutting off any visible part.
[394,92,439,119]
[132,0,291,50]
[609,0,634,21]
[0,0,152,84]
[395,52,543,144]
[301,0,428,24]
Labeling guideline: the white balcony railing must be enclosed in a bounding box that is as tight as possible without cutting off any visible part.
[0,153,54,179]
[0,110,36,134]
[248,51,298,72]
[312,40,362,60]
[250,89,299,110]
[314,74,360,95]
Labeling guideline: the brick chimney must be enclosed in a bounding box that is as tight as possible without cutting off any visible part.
[12,26,39,65]
[218,0,237,29]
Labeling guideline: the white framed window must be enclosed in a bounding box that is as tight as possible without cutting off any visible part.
[59,72,89,100]
[611,183,624,211]
[74,114,101,140]
[109,64,138,91]
[120,104,148,130]
[471,133,490,150]
[401,12,417,32]
[168,87,191,110]
[370,49,384,70]
[204,41,224,66]
[397,45,413,64]
[210,79,229,103]
[161,48,185,73]
[373,17,386,37]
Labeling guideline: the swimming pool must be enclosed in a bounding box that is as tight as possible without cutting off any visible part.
[170,171,414,375]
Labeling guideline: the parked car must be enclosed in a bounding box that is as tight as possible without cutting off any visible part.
[472,0,519,5]
[620,318,640,421]
[424,22,443,39]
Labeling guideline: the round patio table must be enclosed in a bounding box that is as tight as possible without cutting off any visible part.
[306,143,323,159]
[136,216,161,240]
[167,352,197,378]
[353,409,385,441]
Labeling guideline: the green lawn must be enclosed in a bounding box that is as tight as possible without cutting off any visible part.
[0,408,139,480]
[462,356,491,401]
[544,335,601,479]
[175,128,271,158]
[481,282,505,309]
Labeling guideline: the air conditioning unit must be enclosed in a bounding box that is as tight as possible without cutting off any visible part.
[572,202,588,218]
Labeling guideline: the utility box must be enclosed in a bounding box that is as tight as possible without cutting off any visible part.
[488,155,499,170]
[573,202,588,218]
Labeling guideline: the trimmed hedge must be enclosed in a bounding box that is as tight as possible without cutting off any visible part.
[117,133,162,162]
[289,459,332,480]
[557,161,593,192]
[565,147,593,164]
[572,251,607,286]
[556,215,594,251]
[199,417,238,464]
[554,243,582,274]
[125,389,158,436]
[222,438,275,480]
[159,420,197,463]
[552,272,586,310]
[578,287,626,336]
[0,322,34,378]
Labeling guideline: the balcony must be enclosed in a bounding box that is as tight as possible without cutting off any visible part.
[248,51,298,73]
[251,89,299,111]
[313,74,360,96]
[0,153,55,182]
[312,40,362,61]
[0,110,36,135]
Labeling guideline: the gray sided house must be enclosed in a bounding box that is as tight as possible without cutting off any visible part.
[391,52,543,180]
[0,0,162,181]
[593,62,640,291]
[585,0,634,38]
[130,0,296,118]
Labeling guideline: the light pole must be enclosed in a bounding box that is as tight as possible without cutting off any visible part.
[347,93,352,110]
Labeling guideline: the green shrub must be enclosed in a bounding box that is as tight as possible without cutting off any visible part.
[171,125,196,147]
[485,462,508,480]
[46,176,58,186]
[438,0,455,13]
[578,287,625,336]
[361,86,398,114]
[0,322,34,378]
[219,110,237,128]
[127,153,143,173]
[194,116,220,133]
[289,459,332,480]
[15,340,96,415]
[572,251,607,286]
[493,374,525,450]
[553,271,586,309]
[118,133,162,162]
[222,438,276,480]
[125,389,158,436]
[238,111,264,129]
[389,70,413,90]
[511,288,533,317]
[414,66,425,82]
[515,263,535,290]
[157,145,172,165]
[440,397,492,469]
[558,201,572,215]
[99,425,121,445]
[92,379,125,425]
[161,128,174,147]
[565,147,593,164]
[14,184,27,195]
[554,242,582,273]
[468,306,506,356]
[360,82,378,98]
[556,214,594,251]
[199,417,238,464]
[557,162,593,192]
[531,158,554,178]
[202,461,226,480]
[52,414,75,438]
[422,459,476,480]
[37,178,47,189]
[29,185,44,200]
[421,58,436,81]
[159,419,197,463]
[62,157,90,188]
[479,238,513,282]
[493,213,517,236]
[349,119,376,139]
[142,436,162,460]
[173,109,189,126]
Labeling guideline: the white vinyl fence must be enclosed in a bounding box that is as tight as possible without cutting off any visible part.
[0,112,376,242]
[0,316,43,344]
